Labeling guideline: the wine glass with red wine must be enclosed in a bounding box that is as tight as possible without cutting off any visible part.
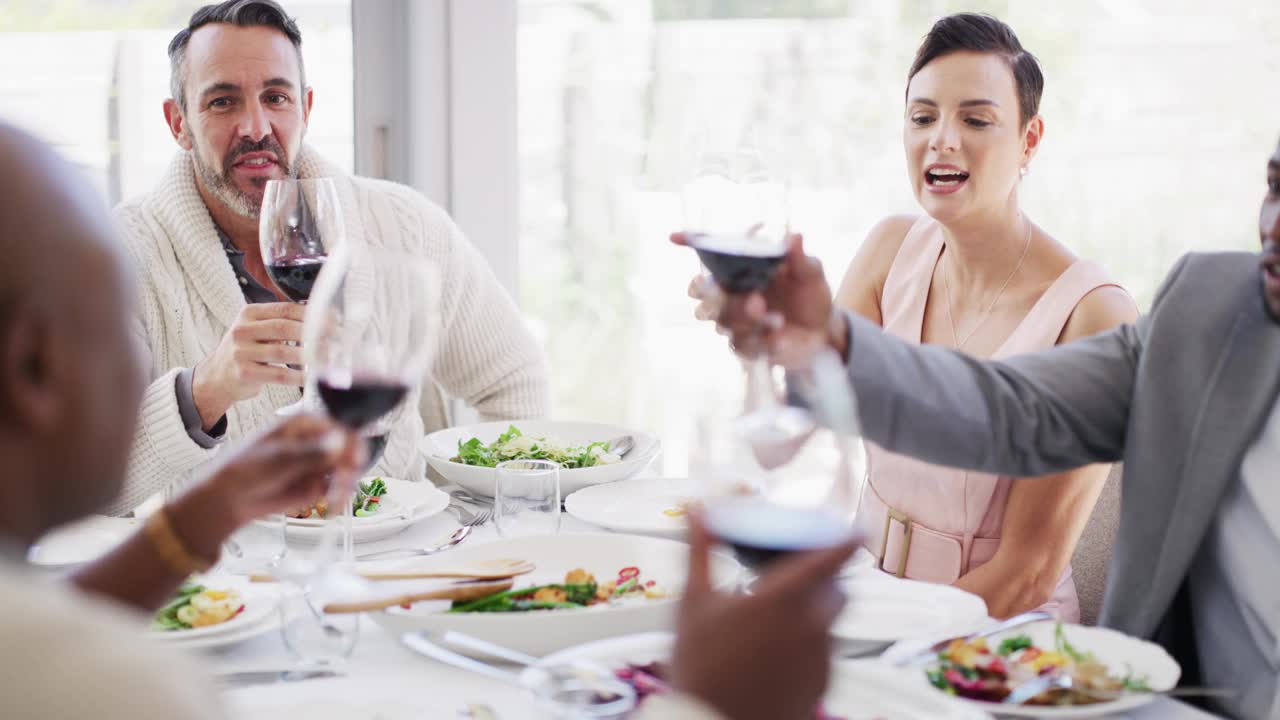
[303,239,438,561]
[260,178,337,302]
[701,350,865,573]
[260,178,341,416]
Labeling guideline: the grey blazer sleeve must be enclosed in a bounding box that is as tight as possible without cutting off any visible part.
[842,255,1195,476]
[846,314,1141,476]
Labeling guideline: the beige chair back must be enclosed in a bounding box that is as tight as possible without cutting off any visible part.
[1071,463,1123,625]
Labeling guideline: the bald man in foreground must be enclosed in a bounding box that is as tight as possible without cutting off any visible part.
[0,122,373,717]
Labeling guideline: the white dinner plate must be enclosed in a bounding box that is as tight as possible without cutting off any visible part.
[833,568,989,655]
[273,478,450,544]
[564,477,706,538]
[901,621,1180,718]
[536,632,992,719]
[420,420,660,498]
[28,515,139,569]
[368,532,739,656]
[150,581,281,650]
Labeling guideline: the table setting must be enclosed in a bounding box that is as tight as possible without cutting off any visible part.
[27,454,1224,719]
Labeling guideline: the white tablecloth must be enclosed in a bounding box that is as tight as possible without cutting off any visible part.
[197,506,1224,720]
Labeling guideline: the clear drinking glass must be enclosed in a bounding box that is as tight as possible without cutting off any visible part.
[218,515,287,574]
[494,460,562,537]
[278,582,360,671]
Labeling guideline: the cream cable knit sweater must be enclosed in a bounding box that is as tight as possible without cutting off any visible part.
[107,148,549,515]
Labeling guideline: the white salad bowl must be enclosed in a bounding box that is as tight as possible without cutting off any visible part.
[367,532,739,656]
[420,420,660,498]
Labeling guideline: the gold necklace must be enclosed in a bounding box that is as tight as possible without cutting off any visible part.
[940,218,1033,351]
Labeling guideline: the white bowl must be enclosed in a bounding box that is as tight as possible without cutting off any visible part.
[832,568,989,655]
[367,532,739,656]
[420,420,660,498]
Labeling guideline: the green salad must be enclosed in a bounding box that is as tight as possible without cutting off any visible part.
[354,477,388,517]
[452,425,620,469]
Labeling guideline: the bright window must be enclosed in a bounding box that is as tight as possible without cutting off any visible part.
[0,0,352,206]
[517,1,1280,474]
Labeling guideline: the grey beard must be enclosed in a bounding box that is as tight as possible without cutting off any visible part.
[191,141,297,220]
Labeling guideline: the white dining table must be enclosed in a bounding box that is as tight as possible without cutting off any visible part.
[182,500,1226,720]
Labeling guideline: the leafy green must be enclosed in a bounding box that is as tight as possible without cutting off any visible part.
[448,583,599,613]
[1121,664,1151,691]
[927,669,952,693]
[151,582,203,631]
[353,476,388,515]
[997,635,1033,656]
[451,425,616,469]
[1054,622,1095,663]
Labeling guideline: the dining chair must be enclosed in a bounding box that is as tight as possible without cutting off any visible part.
[1070,463,1123,625]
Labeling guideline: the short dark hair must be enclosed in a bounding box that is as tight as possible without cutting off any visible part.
[168,0,305,112]
[907,13,1043,127]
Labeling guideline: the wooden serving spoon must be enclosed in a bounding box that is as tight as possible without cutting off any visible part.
[251,558,535,583]
[322,578,513,614]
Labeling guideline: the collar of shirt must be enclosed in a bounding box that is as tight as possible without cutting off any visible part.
[215,226,279,305]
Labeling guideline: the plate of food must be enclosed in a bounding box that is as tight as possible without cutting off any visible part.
[832,570,989,655]
[367,532,739,656]
[274,477,450,544]
[916,621,1179,718]
[150,580,281,648]
[420,421,660,498]
[531,632,991,719]
[564,477,705,539]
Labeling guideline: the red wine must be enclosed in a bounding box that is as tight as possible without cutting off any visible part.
[702,496,852,570]
[687,233,786,293]
[363,433,389,471]
[317,377,409,430]
[266,255,327,302]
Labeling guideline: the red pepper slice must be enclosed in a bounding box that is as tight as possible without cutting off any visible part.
[644,580,656,588]
[618,566,640,582]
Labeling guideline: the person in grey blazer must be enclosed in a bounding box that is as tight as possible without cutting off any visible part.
[703,142,1280,719]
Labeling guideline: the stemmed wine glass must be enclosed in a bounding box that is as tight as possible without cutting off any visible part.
[260,177,339,416]
[304,238,439,563]
[700,348,866,573]
[680,143,812,466]
[682,142,864,571]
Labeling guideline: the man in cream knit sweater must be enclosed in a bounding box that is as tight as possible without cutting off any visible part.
[110,1,549,514]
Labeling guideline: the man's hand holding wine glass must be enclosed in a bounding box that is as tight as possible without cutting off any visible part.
[191,302,307,426]
[164,413,365,564]
[671,513,857,720]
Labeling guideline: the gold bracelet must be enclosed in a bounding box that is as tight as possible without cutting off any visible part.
[143,506,217,576]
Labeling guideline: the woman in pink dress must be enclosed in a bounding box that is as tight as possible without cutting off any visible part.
[832,14,1137,621]
[685,14,1138,621]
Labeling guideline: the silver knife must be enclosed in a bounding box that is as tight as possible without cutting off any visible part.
[215,669,342,687]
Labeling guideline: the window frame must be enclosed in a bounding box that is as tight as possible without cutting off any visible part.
[352,0,519,297]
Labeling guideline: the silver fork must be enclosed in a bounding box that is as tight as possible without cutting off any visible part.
[452,502,492,527]
[354,506,490,561]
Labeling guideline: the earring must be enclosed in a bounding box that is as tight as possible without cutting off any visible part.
[1019,166,1029,177]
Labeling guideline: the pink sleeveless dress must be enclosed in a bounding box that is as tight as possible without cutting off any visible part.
[854,218,1126,622]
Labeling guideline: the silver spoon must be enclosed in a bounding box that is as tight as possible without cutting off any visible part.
[606,435,635,458]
